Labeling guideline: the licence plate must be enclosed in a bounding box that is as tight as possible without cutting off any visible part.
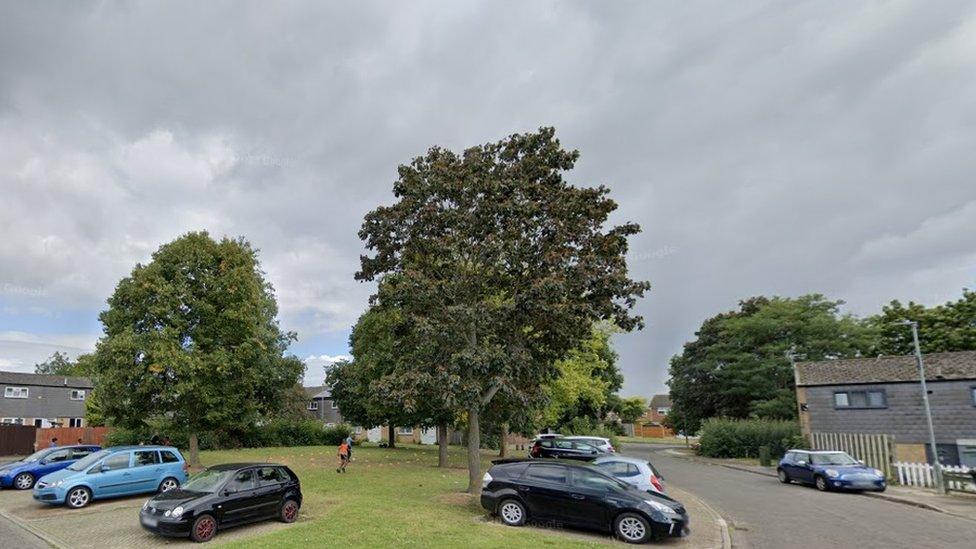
[141,516,157,528]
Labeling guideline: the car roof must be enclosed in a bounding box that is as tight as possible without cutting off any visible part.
[592,455,648,466]
[45,444,99,450]
[101,445,179,453]
[206,462,285,471]
[563,436,609,442]
[787,449,848,454]
[492,458,597,471]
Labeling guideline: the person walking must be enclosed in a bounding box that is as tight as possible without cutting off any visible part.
[337,440,350,473]
[344,434,354,460]
[49,437,58,448]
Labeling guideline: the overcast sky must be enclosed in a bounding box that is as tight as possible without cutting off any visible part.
[1,1,974,397]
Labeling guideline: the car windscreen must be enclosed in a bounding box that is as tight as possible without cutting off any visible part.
[68,449,112,471]
[182,469,235,493]
[811,452,858,466]
[23,449,51,462]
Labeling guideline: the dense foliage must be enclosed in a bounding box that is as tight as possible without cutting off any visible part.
[105,419,351,450]
[873,288,976,354]
[88,232,305,464]
[697,418,804,459]
[356,128,648,493]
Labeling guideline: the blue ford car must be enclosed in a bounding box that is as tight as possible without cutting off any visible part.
[33,445,189,508]
[0,445,101,490]
[778,449,886,492]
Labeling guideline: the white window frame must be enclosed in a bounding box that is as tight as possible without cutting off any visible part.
[397,427,414,435]
[70,389,86,401]
[331,400,338,410]
[1,417,24,425]
[69,417,84,428]
[307,401,319,411]
[4,386,29,399]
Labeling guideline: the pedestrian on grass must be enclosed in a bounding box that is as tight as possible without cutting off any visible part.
[337,441,350,473]
[344,434,354,460]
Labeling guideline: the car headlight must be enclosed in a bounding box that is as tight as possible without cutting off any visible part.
[644,499,680,518]
[48,479,65,487]
[825,469,839,478]
[873,469,884,478]
[171,506,184,518]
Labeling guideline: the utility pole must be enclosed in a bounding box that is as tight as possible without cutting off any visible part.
[904,320,945,494]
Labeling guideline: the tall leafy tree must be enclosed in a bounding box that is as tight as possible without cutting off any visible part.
[34,351,82,376]
[873,288,976,354]
[616,396,647,424]
[89,232,304,465]
[357,127,648,493]
[540,323,622,428]
[668,295,876,432]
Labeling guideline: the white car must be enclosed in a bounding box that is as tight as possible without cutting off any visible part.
[563,435,615,454]
[592,454,666,494]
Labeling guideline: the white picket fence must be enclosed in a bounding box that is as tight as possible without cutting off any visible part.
[894,462,976,492]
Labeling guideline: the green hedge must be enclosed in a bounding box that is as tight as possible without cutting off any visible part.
[105,420,352,451]
[697,418,804,459]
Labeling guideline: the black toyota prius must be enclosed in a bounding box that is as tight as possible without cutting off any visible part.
[140,463,302,543]
[481,458,688,544]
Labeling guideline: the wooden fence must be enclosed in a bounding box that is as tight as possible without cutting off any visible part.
[633,423,673,438]
[0,425,37,456]
[810,432,894,479]
[895,462,976,492]
[35,426,110,450]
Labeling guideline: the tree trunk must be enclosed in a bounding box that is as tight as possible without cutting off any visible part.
[467,406,481,494]
[388,424,396,448]
[188,432,200,467]
[498,422,509,457]
[438,423,449,468]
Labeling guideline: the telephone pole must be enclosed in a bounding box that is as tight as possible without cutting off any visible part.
[904,320,945,494]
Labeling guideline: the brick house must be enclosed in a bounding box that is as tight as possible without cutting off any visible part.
[631,393,674,438]
[794,351,976,467]
[0,371,92,428]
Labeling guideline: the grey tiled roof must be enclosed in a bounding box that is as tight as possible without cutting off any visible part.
[795,351,976,386]
[303,385,331,399]
[649,394,671,408]
[0,371,92,389]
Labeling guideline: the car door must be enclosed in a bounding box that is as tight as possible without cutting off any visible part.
[130,450,162,493]
[252,466,287,519]
[791,451,813,482]
[218,469,261,526]
[551,439,575,458]
[36,448,73,477]
[570,441,599,460]
[517,464,573,521]
[89,452,134,497]
[567,467,617,528]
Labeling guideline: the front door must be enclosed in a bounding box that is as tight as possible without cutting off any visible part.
[790,451,814,482]
[37,448,73,477]
[252,466,287,519]
[130,450,162,494]
[218,469,260,526]
[518,464,572,521]
[89,452,134,497]
[567,468,614,528]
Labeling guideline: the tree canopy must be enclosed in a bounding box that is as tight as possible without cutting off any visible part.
[356,127,649,492]
[88,232,304,464]
[872,288,976,354]
[34,351,84,376]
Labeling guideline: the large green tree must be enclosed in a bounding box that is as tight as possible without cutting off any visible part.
[668,295,876,432]
[872,288,976,354]
[357,127,649,493]
[89,232,304,465]
[34,351,85,376]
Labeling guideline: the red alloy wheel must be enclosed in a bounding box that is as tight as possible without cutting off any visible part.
[194,516,216,542]
[282,500,298,522]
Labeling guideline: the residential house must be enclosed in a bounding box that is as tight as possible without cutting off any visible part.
[794,351,976,467]
[303,385,345,425]
[631,393,674,438]
[0,371,92,428]
[302,385,440,445]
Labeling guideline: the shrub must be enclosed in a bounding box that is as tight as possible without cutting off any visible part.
[103,420,352,451]
[697,418,801,459]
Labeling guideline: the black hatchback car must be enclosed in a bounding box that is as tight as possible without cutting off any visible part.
[529,438,604,460]
[482,459,688,544]
[140,463,302,543]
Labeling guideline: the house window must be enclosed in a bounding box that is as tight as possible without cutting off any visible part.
[1,418,23,425]
[4,387,28,399]
[971,387,976,406]
[69,418,83,428]
[834,389,887,409]
[331,400,338,410]
[656,408,670,415]
[70,390,86,401]
[397,427,414,435]
[307,401,319,411]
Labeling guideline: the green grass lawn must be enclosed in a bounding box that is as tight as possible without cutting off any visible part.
[201,444,611,548]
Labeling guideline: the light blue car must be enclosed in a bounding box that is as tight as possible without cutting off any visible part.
[33,446,189,508]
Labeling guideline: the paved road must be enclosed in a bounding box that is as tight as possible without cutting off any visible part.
[0,511,47,548]
[624,444,976,549]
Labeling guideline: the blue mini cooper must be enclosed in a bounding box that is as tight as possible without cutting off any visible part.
[778,449,886,492]
[0,445,101,490]
[33,445,189,508]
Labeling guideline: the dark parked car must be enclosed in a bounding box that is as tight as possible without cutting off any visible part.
[140,463,302,543]
[778,449,886,492]
[529,437,604,460]
[481,459,688,544]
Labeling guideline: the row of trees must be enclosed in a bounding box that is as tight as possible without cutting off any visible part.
[667,289,976,434]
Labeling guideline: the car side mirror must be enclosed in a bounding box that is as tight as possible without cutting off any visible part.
[100,465,111,473]
[857,460,865,465]
[796,460,807,467]
[222,489,234,497]
[39,459,49,465]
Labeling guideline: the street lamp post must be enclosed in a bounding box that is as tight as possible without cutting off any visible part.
[904,320,946,494]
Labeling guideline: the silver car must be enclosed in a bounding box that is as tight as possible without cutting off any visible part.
[563,436,615,453]
[592,454,666,494]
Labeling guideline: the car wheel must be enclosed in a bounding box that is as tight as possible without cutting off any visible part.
[815,475,830,492]
[279,498,299,523]
[498,498,526,527]
[13,472,35,490]
[158,477,180,493]
[66,486,91,509]
[614,512,652,544]
[777,469,790,484]
[191,514,218,543]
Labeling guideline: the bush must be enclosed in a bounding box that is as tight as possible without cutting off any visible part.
[103,420,352,451]
[697,418,801,459]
